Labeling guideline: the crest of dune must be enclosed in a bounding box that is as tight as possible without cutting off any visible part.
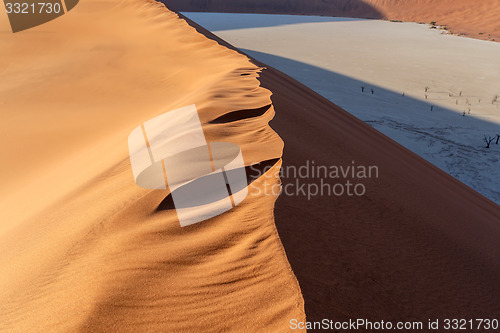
[0,1,305,331]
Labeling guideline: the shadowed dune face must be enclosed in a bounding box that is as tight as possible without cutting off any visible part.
[162,0,500,41]
[157,158,280,210]
[209,103,272,123]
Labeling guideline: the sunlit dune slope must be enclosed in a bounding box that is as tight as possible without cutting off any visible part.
[180,10,500,328]
[0,1,304,331]
[164,0,500,41]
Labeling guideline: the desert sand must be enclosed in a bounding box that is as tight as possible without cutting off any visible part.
[1,1,500,332]
[164,0,500,42]
[184,13,500,204]
[0,1,304,331]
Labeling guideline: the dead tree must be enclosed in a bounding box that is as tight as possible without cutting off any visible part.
[496,134,500,145]
[483,135,495,148]
[361,86,365,93]
[425,86,430,92]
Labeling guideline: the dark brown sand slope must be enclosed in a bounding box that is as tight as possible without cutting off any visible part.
[180,12,500,331]
[165,0,500,41]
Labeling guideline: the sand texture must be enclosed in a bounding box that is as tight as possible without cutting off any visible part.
[0,1,304,331]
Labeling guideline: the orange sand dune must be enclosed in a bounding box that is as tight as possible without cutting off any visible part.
[1,0,500,331]
[181,11,500,329]
[0,1,304,331]
[164,0,500,41]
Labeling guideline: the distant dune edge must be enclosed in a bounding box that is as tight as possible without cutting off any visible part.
[164,0,500,41]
